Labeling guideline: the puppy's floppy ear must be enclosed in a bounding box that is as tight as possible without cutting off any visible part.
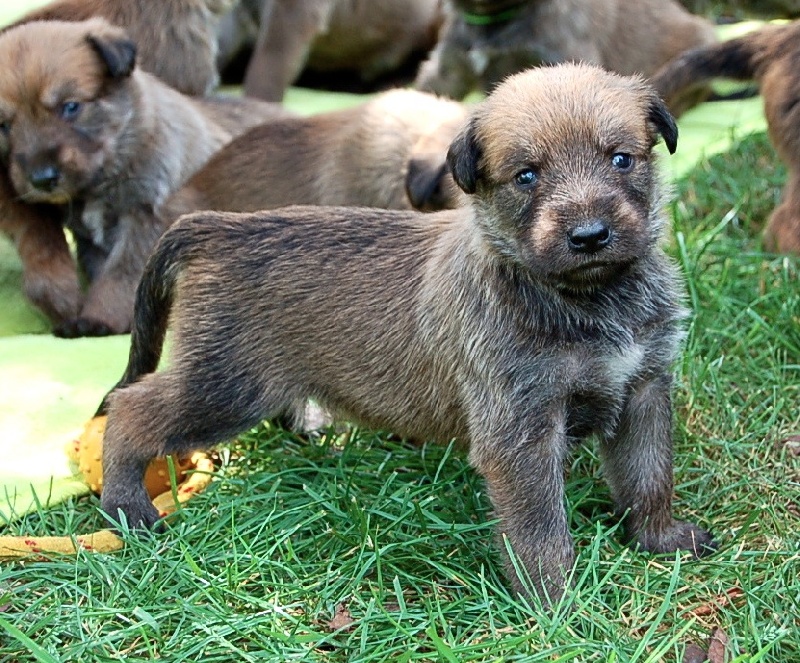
[406,157,452,212]
[446,118,482,194]
[648,96,678,154]
[86,27,137,79]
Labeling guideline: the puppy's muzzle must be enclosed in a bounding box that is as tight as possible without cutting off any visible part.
[567,220,612,254]
[28,165,61,193]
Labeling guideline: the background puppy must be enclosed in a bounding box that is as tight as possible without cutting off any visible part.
[99,64,714,602]
[218,0,444,101]
[652,21,800,253]
[0,18,287,336]
[6,0,234,96]
[162,88,467,224]
[416,0,716,114]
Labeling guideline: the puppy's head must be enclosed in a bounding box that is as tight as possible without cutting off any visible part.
[0,18,137,204]
[447,63,678,291]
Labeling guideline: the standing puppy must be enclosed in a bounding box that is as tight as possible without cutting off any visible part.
[7,0,234,96]
[99,64,715,602]
[652,21,800,253]
[0,19,286,336]
[162,89,468,222]
[416,0,716,114]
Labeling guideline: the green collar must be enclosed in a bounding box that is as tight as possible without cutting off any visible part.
[460,3,526,26]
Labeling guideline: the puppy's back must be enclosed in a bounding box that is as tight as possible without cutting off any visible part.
[163,90,467,223]
[165,207,469,442]
[162,115,343,222]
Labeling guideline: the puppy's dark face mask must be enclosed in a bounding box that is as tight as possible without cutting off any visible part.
[0,20,137,204]
[447,64,678,291]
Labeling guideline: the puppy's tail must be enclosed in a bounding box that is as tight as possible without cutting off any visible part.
[95,222,192,416]
[651,27,775,108]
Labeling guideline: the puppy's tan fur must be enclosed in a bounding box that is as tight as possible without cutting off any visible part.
[416,0,716,114]
[0,18,287,335]
[7,0,234,96]
[652,21,800,253]
[218,0,443,101]
[163,89,467,223]
[100,64,714,602]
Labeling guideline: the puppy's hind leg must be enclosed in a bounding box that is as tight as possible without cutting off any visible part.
[600,372,717,558]
[101,369,291,530]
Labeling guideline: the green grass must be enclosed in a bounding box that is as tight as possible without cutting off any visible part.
[0,131,798,661]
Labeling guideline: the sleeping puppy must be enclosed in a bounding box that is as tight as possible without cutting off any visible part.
[162,88,468,224]
[0,18,287,336]
[652,21,800,253]
[6,0,235,96]
[416,0,716,115]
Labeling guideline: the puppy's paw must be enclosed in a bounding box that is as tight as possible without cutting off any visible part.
[23,271,81,325]
[53,317,115,338]
[101,496,162,532]
[636,520,717,559]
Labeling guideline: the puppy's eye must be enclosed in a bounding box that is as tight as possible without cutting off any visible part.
[514,168,537,190]
[59,101,82,121]
[0,120,9,136]
[611,153,634,172]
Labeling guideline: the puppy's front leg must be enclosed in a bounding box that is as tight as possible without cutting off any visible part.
[62,211,164,337]
[243,0,332,101]
[600,372,716,557]
[0,187,81,325]
[415,43,477,101]
[470,407,574,603]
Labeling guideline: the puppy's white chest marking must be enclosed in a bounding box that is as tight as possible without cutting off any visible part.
[82,201,107,247]
[603,343,645,387]
[468,49,490,75]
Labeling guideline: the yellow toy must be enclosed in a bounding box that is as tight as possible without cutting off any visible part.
[67,415,196,499]
[0,416,214,560]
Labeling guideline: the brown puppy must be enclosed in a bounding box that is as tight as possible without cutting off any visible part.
[6,0,234,96]
[0,18,287,336]
[218,0,443,101]
[416,0,716,114]
[652,21,800,253]
[162,89,467,224]
[99,64,715,602]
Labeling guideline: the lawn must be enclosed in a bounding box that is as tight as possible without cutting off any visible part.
[0,3,798,662]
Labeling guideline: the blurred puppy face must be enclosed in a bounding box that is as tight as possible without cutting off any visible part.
[447,64,678,291]
[0,19,136,204]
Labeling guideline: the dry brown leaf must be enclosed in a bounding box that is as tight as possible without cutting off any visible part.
[682,642,708,663]
[327,602,355,632]
[782,435,800,456]
[687,587,745,617]
[707,628,729,663]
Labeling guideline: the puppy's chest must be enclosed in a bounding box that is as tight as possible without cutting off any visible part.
[68,201,119,250]
[563,342,647,437]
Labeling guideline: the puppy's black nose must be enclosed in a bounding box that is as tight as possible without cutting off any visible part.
[29,166,61,192]
[568,220,611,254]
